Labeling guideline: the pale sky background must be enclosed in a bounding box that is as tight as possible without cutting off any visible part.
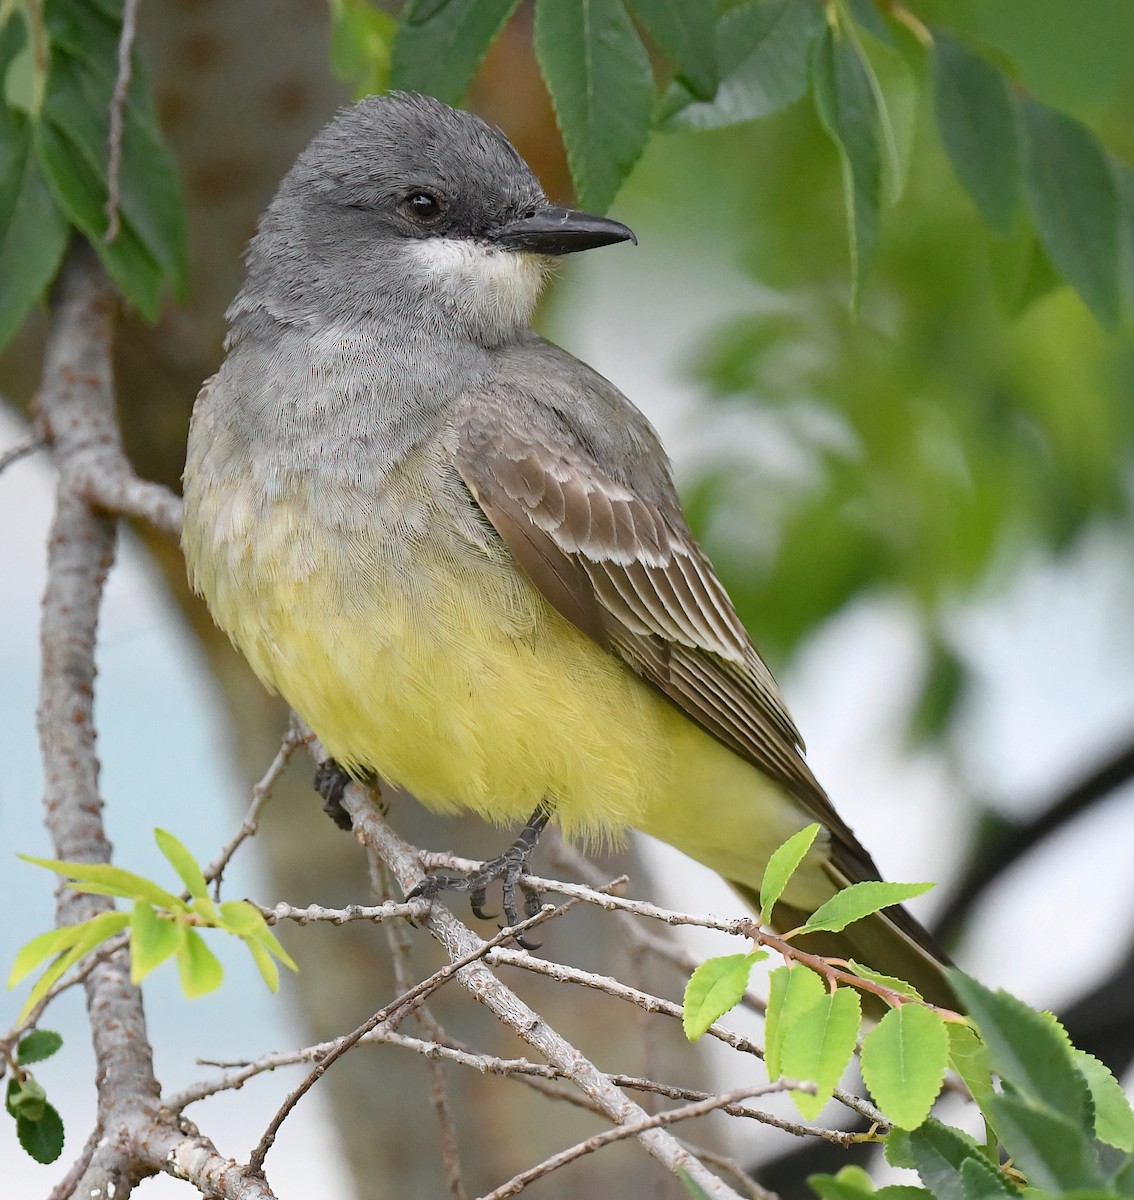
[4,191,1134,1194]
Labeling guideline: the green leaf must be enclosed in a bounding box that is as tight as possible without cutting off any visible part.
[847,960,922,1002]
[810,1164,880,1200]
[217,900,265,936]
[1074,1050,1134,1152]
[625,0,717,100]
[16,1029,63,1065]
[660,0,822,131]
[781,986,862,1119]
[950,973,1090,1127]
[0,93,68,351]
[958,1156,1020,1200]
[128,900,183,983]
[7,1073,46,1119]
[329,0,396,98]
[986,1093,1104,1193]
[947,1023,997,1114]
[765,963,825,1080]
[391,0,521,104]
[18,854,180,909]
[16,1101,64,1164]
[16,912,130,1019]
[799,881,933,935]
[1020,96,1120,327]
[154,829,208,899]
[244,937,280,993]
[534,0,655,213]
[810,15,883,301]
[932,34,1020,234]
[901,1118,990,1200]
[759,824,819,923]
[856,25,917,206]
[176,929,223,999]
[682,951,765,1040]
[860,1004,949,1130]
[8,925,87,987]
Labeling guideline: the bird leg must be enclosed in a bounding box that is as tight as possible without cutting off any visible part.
[408,804,551,947]
[314,759,381,830]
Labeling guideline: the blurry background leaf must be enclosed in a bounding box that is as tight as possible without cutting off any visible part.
[625,0,717,101]
[533,0,655,212]
[391,0,520,104]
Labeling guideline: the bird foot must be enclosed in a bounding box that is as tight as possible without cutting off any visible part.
[314,759,368,830]
[408,806,551,948]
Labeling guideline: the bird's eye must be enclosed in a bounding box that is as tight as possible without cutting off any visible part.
[406,192,442,222]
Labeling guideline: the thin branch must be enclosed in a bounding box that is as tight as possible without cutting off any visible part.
[105,0,139,242]
[245,903,565,1179]
[478,1082,801,1200]
[0,431,47,475]
[320,742,750,1200]
[206,725,305,897]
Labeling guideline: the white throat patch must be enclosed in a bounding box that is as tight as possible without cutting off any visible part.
[408,238,550,341]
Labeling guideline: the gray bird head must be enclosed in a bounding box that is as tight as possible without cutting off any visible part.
[230,92,635,347]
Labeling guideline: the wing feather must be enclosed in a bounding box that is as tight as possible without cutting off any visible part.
[454,400,879,877]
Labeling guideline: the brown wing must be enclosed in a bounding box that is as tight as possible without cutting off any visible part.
[454,402,883,881]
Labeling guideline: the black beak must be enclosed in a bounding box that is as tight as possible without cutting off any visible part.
[490,205,637,256]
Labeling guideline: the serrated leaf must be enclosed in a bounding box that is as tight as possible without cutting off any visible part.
[861,1003,949,1130]
[17,1101,64,1164]
[329,0,396,98]
[950,973,1090,1128]
[625,0,717,100]
[660,0,822,131]
[848,960,922,1002]
[16,1029,63,1065]
[154,829,208,899]
[947,1023,997,1114]
[799,881,932,935]
[18,854,180,909]
[781,986,862,1119]
[811,16,882,302]
[765,963,825,1080]
[128,900,183,983]
[534,0,655,214]
[987,1094,1104,1193]
[1020,97,1120,327]
[759,824,819,923]
[903,1118,989,1200]
[176,929,223,999]
[0,100,68,351]
[1074,1050,1134,1152]
[932,35,1020,234]
[391,0,521,104]
[682,951,765,1040]
[958,1156,1020,1200]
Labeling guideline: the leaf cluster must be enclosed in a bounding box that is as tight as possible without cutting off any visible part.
[4,1029,64,1165]
[0,0,185,352]
[8,829,296,1022]
[680,826,1134,1200]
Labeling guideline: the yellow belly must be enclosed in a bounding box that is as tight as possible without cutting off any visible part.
[187,490,824,899]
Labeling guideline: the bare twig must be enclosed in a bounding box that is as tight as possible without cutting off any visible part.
[246,902,564,1179]
[479,1082,801,1200]
[105,0,139,242]
[320,744,750,1200]
[206,725,305,896]
[0,431,47,475]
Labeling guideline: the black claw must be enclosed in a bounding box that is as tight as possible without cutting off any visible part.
[408,804,552,946]
[314,760,354,831]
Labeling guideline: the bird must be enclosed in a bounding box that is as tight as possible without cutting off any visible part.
[182,91,954,1007]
